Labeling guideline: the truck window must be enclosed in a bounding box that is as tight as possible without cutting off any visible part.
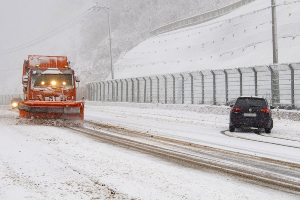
[31,74,74,89]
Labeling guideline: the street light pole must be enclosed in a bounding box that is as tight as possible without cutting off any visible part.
[107,7,114,79]
[271,0,278,63]
[95,2,114,79]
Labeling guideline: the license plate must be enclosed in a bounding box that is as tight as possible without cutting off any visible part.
[244,113,256,117]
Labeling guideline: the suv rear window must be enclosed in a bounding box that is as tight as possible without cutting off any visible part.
[235,98,267,108]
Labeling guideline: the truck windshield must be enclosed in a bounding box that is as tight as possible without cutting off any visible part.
[31,74,74,89]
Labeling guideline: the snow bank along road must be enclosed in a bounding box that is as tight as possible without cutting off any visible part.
[1,103,300,199]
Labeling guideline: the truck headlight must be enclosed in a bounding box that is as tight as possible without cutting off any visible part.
[12,102,18,108]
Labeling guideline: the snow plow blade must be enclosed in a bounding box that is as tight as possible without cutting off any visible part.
[18,101,84,121]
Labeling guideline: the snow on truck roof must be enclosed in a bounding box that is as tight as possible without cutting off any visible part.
[41,68,62,74]
[27,55,69,69]
[40,68,73,74]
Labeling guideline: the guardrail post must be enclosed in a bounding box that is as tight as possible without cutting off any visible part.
[179,74,184,104]
[103,82,106,102]
[115,80,118,102]
[224,70,228,105]
[94,83,97,101]
[109,81,112,101]
[143,77,146,103]
[252,67,258,96]
[97,82,100,101]
[89,83,92,101]
[211,71,216,105]
[189,73,194,104]
[112,80,116,101]
[171,74,175,104]
[95,82,98,101]
[237,68,242,97]
[163,75,167,104]
[199,71,204,104]
[156,76,159,103]
[125,79,129,102]
[93,83,96,101]
[99,82,102,101]
[149,77,153,103]
[90,83,93,101]
[131,78,134,102]
[288,64,295,108]
[107,82,110,101]
[136,78,140,103]
[120,80,123,102]
[90,83,94,101]
[96,82,99,101]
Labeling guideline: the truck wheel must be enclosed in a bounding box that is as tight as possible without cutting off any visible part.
[229,126,235,132]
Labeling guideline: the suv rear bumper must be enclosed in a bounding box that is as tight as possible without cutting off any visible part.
[230,118,272,129]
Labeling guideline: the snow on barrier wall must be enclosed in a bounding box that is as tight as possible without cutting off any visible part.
[81,63,300,109]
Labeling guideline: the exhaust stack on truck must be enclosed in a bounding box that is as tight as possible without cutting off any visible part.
[19,55,84,121]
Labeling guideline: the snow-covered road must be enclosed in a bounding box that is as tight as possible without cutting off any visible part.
[1,104,300,199]
[85,103,300,164]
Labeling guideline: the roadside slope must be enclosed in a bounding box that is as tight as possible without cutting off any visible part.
[112,0,300,79]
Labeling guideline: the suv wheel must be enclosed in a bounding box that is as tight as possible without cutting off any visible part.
[265,128,271,134]
[265,120,273,134]
[229,126,235,132]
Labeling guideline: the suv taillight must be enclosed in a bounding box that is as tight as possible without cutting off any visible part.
[231,108,241,112]
[260,109,270,113]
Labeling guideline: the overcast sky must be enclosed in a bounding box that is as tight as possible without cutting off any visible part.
[0,0,98,69]
[0,0,102,94]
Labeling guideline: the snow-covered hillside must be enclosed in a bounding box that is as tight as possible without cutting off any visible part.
[112,0,300,79]
[0,0,239,95]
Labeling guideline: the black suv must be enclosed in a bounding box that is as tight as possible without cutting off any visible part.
[229,96,274,133]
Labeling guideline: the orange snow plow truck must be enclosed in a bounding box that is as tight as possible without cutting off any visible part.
[18,55,84,121]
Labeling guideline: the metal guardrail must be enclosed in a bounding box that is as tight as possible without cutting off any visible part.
[81,63,300,109]
[0,94,22,105]
[2,63,299,109]
[150,0,255,36]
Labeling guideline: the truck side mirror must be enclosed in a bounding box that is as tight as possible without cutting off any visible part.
[23,75,28,82]
[75,76,80,82]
